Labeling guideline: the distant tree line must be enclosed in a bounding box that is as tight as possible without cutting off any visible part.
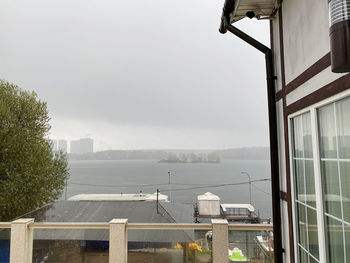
[69,150,168,160]
[68,147,270,161]
[159,152,220,163]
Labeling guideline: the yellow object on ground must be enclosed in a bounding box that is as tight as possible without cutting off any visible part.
[174,243,183,249]
[189,243,202,251]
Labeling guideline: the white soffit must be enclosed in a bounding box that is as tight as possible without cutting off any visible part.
[231,0,278,22]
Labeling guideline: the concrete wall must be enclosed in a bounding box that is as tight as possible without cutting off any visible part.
[282,0,330,84]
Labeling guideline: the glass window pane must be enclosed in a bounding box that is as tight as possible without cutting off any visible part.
[0,228,10,263]
[307,208,319,259]
[293,115,304,158]
[345,223,350,263]
[335,97,350,159]
[305,160,316,208]
[303,113,313,158]
[291,111,319,262]
[321,161,341,218]
[299,246,308,263]
[318,104,337,158]
[128,229,212,263]
[295,160,305,202]
[297,203,307,248]
[326,216,344,263]
[228,230,272,262]
[340,162,350,223]
[309,256,319,263]
[33,228,109,263]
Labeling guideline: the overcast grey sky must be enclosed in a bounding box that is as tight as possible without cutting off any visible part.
[0,0,270,151]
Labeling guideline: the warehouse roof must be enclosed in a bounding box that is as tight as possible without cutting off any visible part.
[16,200,195,242]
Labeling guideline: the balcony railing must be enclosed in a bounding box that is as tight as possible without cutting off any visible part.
[0,219,273,263]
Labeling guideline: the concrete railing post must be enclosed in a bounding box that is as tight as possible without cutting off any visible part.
[10,218,34,263]
[212,219,228,263]
[109,219,128,263]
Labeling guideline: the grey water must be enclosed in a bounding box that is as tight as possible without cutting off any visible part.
[66,159,272,219]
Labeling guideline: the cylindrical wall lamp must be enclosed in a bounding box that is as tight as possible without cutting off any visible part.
[329,0,350,73]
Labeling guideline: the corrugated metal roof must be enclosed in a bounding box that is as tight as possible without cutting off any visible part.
[230,0,279,22]
[16,201,195,242]
[160,203,195,223]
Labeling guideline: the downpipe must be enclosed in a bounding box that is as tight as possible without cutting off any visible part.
[220,16,283,263]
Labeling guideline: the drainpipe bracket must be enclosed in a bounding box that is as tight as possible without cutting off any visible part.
[267,76,278,80]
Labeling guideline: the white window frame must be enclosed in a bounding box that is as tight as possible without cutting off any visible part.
[288,89,350,263]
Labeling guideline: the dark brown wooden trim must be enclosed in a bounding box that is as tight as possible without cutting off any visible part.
[280,191,288,201]
[279,7,295,263]
[279,12,286,90]
[276,53,331,102]
[285,53,331,94]
[276,90,283,101]
[285,73,350,115]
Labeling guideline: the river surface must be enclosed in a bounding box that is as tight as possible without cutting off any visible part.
[66,159,272,219]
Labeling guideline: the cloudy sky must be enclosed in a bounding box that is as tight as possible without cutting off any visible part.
[0,0,270,151]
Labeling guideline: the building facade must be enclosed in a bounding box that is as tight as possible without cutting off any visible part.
[220,0,350,262]
[51,140,58,152]
[70,139,81,154]
[57,140,67,153]
[51,139,67,153]
[79,138,94,154]
[70,138,94,154]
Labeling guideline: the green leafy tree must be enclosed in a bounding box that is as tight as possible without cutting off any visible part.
[0,80,69,221]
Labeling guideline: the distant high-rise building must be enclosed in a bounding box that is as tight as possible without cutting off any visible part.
[70,138,94,154]
[52,140,58,151]
[58,140,68,153]
[70,140,81,154]
[79,138,94,154]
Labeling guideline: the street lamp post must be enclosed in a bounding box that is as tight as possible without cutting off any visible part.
[241,171,252,204]
[168,171,171,202]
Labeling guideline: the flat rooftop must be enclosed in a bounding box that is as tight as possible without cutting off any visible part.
[14,200,195,242]
[68,193,168,202]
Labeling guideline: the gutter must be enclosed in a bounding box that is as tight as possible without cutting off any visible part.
[219,2,283,263]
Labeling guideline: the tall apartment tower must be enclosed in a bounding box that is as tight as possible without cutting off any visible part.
[52,140,58,151]
[70,140,80,154]
[79,138,93,154]
[58,140,68,153]
[70,138,94,154]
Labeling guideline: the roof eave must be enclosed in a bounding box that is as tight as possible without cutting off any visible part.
[229,0,281,24]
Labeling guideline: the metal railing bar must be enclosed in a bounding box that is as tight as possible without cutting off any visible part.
[127,223,212,230]
[4,221,273,231]
[30,222,109,229]
[228,224,273,231]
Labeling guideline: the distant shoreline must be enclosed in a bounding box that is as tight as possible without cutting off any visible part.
[68,147,270,161]
[158,160,220,164]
